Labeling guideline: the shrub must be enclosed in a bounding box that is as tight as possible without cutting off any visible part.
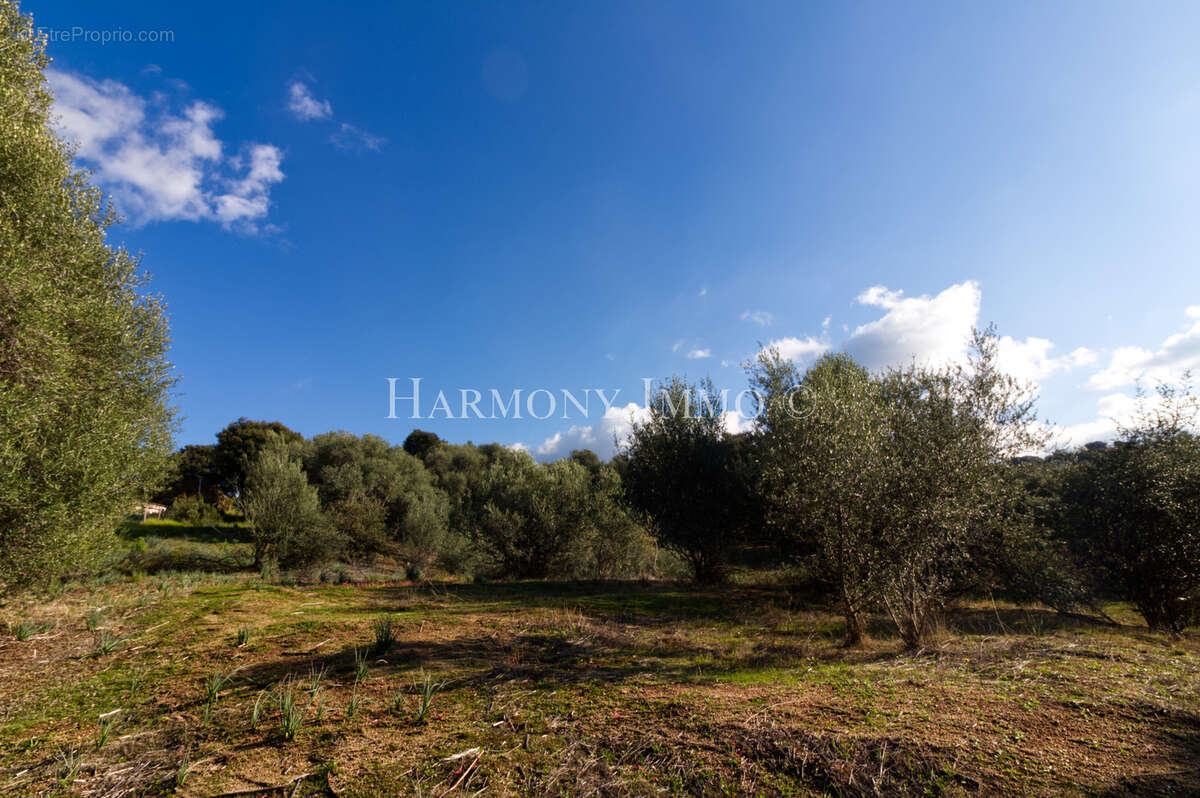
[165,495,221,526]
[243,433,337,569]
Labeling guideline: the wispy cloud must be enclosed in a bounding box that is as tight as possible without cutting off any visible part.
[686,348,712,359]
[286,79,384,153]
[331,122,387,152]
[287,81,332,120]
[740,310,774,327]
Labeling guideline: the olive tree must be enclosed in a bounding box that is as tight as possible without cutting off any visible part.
[0,2,175,587]
[304,431,449,566]
[622,377,755,583]
[243,434,332,569]
[750,350,890,644]
[875,328,1044,648]
[1062,380,1200,633]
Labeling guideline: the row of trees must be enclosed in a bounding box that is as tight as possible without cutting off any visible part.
[621,330,1200,641]
[173,421,658,581]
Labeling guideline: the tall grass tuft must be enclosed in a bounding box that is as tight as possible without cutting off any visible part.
[85,609,104,632]
[414,670,442,724]
[95,630,125,655]
[353,645,370,683]
[11,619,52,641]
[96,712,120,748]
[203,666,244,722]
[236,626,252,647]
[250,689,270,731]
[278,680,307,741]
[370,615,397,656]
[57,747,82,783]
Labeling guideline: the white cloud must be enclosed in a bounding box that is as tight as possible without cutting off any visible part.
[1088,307,1200,390]
[287,81,332,120]
[847,281,981,370]
[763,336,829,363]
[995,337,1096,383]
[534,403,650,461]
[740,310,774,327]
[330,122,387,152]
[1047,392,1158,450]
[49,69,284,230]
[822,316,831,331]
[671,339,684,353]
[686,348,711,359]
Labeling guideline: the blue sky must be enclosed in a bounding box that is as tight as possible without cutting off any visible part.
[34,0,1200,457]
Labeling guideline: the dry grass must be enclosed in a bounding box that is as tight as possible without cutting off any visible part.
[0,576,1197,796]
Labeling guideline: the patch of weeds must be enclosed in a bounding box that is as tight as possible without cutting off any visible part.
[11,619,53,641]
[371,614,397,656]
[127,669,151,700]
[203,665,244,722]
[353,645,370,683]
[85,609,104,632]
[235,626,252,647]
[346,687,368,718]
[278,679,311,741]
[57,747,83,783]
[176,749,194,787]
[414,670,442,724]
[250,689,270,731]
[96,712,120,748]
[94,630,126,655]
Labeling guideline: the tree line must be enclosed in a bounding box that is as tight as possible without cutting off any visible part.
[2,1,1197,641]
[146,325,1200,643]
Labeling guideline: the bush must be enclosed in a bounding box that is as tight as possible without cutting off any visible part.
[243,434,337,569]
[166,495,221,526]
[473,455,655,580]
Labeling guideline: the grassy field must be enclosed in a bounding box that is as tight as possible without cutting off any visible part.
[1,569,1198,797]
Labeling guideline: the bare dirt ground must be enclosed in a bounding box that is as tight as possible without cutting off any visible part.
[2,576,1198,796]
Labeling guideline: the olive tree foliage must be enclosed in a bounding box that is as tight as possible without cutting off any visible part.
[0,3,175,587]
[750,351,889,644]
[622,377,755,583]
[1062,379,1200,633]
[474,455,654,580]
[243,434,332,569]
[751,329,1044,648]
[303,431,449,566]
[874,329,1045,648]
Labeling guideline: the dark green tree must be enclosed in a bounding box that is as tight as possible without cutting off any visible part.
[214,418,303,493]
[622,377,753,583]
[0,2,175,587]
[403,429,443,460]
[304,431,449,565]
[1062,381,1200,633]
